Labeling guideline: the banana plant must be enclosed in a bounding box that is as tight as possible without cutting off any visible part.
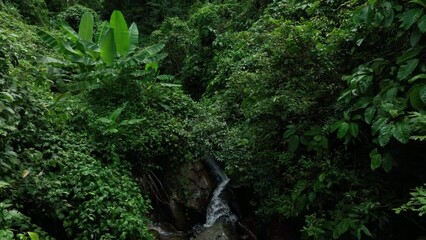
[36,10,168,92]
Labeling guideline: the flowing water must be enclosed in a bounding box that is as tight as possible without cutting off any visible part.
[203,157,237,228]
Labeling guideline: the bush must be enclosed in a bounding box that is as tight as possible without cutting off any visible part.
[56,4,98,30]
[5,0,48,24]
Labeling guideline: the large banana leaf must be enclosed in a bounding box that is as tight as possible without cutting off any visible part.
[59,23,79,42]
[96,21,109,43]
[110,10,130,56]
[78,12,94,42]
[37,29,60,50]
[128,22,139,53]
[100,28,116,65]
[122,43,166,67]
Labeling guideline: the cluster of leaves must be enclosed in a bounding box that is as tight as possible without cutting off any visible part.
[148,0,267,99]
[331,0,426,171]
[4,0,49,24]
[1,6,175,239]
[186,0,426,239]
[37,9,172,94]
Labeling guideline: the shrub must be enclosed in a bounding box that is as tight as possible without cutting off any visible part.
[56,4,98,30]
[5,0,48,24]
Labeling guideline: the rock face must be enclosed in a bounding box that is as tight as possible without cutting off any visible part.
[176,161,214,212]
[164,161,215,229]
[195,223,237,240]
[148,223,188,240]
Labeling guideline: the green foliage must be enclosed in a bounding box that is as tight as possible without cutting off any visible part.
[333,0,426,171]
[21,146,153,239]
[37,10,171,93]
[5,0,48,24]
[149,17,195,77]
[56,4,98,30]
[102,0,198,35]
[189,0,425,239]
[395,184,426,216]
[1,8,163,239]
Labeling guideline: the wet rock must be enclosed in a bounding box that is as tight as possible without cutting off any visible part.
[148,223,188,240]
[194,223,237,240]
[177,162,214,212]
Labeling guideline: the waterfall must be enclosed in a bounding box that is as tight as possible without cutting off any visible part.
[203,157,237,228]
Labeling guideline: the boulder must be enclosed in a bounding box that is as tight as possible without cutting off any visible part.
[176,161,214,212]
[148,223,188,240]
[195,223,237,240]
[167,161,215,226]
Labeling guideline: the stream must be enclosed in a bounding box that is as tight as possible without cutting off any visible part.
[150,157,238,240]
[203,156,237,227]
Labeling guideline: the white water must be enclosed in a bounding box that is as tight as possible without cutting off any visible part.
[203,157,237,228]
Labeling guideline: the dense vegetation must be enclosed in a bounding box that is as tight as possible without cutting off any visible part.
[1,0,425,239]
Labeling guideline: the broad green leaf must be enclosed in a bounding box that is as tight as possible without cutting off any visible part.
[98,117,112,124]
[156,75,174,81]
[110,10,130,56]
[329,120,343,133]
[397,58,419,80]
[144,53,168,63]
[37,29,59,49]
[364,106,376,124]
[358,75,373,93]
[408,73,426,83]
[128,22,139,53]
[110,102,128,122]
[400,8,423,30]
[122,44,165,67]
[100,28,116,65]
[360,225,372,237]
[143,43,165,55]
[372,118,388,135]
[355,97,373,109]
[378,124,392,146]
[28,232,40,240]
[410,28,422,46]
[283,128,296,138]
[420,84,426,104]
[96,21,110,43]
[319,172,326,182]
[411,0,426,8]
[393,121,410,144]
[370,148,382,170]
[409,84,425,110]
[349,123,359,138]
[396,47,423,64]
[59,23,79,42]
[78,12,94,42]
[382,2,395,27]
[337,122,349,139]
[288,135,300,152]
[145,62,159,72]
[418,14,426,32]
[62,41,83,56]
[382,86,399,102]
[382,152,393,173]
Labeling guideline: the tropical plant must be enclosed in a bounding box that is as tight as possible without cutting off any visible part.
[37,10,168,93]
